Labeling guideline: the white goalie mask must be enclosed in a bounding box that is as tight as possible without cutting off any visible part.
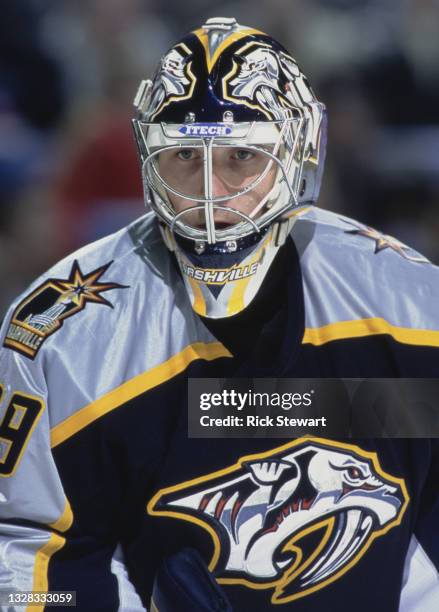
[133,17,326,318]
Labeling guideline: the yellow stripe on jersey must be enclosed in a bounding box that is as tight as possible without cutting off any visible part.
[188,276,207,316]
[226,232,272,316]
[49,499,74,533]
[303,317,439,347]
[28,500,75,610]
[50,342,232,447]
[28,532,67,612]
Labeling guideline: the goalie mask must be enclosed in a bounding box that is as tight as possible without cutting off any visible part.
[133,17,326,318]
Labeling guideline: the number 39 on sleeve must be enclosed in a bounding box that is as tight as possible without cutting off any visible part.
[0,384,45,477]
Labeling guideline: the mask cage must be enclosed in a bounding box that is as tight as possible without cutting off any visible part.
[133,117,309,244]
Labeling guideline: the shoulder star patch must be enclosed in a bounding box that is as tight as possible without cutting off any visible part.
[343,221,430,263]
[3,260,127,358]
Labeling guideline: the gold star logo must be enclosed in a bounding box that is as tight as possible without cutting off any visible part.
[4,259,128,359]
[344,223,429,263]
[55,260,126,308]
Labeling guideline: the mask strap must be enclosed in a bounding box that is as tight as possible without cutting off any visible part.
[272,215,297,246]
[158,224,177,251]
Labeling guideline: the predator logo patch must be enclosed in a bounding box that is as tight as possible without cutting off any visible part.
[147,43,196,121]
[148,438,409,604]
[4,260,127,358]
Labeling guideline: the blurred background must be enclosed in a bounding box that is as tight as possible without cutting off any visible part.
[1,0,439,316]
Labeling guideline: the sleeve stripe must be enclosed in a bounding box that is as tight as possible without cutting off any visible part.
[49,499,74,533]
[27,533,66,612]
[50,342,232,448]
[303,317,439,347]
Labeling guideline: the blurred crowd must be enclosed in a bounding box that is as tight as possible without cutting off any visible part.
[1,0,439,317]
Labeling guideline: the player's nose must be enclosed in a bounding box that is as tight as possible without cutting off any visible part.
[211,172,233,200]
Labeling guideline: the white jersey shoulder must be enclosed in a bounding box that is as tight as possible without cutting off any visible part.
[0,213,220,432]
[2,217,146,358]
[293,206,439,335]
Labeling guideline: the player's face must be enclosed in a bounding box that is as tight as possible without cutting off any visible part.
[158,146,277,228]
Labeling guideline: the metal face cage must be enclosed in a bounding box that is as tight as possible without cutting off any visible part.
[132,116,309,244]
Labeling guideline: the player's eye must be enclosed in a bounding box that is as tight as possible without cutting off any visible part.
[177,149,197,161]
[232,149,254,161]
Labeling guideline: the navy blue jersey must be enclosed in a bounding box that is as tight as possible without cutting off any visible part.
[0,207,438,611]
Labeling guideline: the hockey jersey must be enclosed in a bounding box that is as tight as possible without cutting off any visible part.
[0,207,438,611]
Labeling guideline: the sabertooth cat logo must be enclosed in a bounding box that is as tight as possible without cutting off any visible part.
[148,439,409,604]
[147,43,196,121]
[223,41,316,123]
